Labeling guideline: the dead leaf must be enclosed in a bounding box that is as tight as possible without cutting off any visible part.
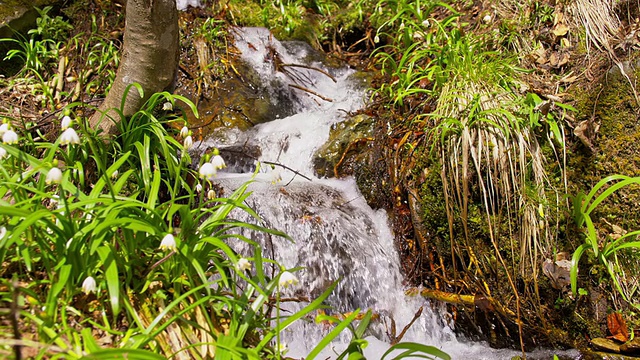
[553,23,570,37]
[607,312,629,342]
[549,52,570,67]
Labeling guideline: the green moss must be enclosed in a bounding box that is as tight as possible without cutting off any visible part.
[568,64,640,233]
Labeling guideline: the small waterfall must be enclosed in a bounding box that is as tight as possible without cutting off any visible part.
[196,27,577,359]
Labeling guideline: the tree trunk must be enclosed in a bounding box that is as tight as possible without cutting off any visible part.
[90,0,179,135]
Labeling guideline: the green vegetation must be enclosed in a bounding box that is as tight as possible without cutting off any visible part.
[0,4,451,359]
[3,0,640,356]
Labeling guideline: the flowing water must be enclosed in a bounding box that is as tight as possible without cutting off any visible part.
[195,27,579,360]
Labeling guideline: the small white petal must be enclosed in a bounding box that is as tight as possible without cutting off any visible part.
[0,147,7,159]
[236,258,252,272]
[278,271,299,288]
[180,126,189,138]
[210,154,226,170]
[61,115,72,130]
[183,135,193,150]
[159,233,176,251]
[46,167,63,184]
[82,276,97,294]
[59,128,80,145]
[0,226,6,240]
[269,168,282,184]
[0,123,9,135]
[111,169,119,179]
[199,162,217,180]
[163,102,173,111]
[2,130,18,144]
[195,183,203,193]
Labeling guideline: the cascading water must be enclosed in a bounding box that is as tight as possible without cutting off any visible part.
[195,27,578,359]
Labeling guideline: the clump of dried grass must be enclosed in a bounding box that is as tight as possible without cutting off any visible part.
[568,0,621,54]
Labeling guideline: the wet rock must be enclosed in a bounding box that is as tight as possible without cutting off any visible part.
[591,338,621,353]
[621,337,640,354]
[178,59,299,135]
[313,114,375,178]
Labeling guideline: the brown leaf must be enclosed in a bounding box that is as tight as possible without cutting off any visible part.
[607,312,629,343]
[553,23,570,37]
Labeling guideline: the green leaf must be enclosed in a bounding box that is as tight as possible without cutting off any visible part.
[307,310,361,360]
[79,348,165,360]
[97,245,120,316]
[381,342,451,360]
[570,243,590,296]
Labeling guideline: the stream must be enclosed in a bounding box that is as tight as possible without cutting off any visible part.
[194,27,579,360]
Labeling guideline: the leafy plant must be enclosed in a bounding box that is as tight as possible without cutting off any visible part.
[570,175,640,308]
[307,310,450,360]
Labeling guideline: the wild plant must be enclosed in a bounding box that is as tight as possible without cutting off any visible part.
[570,175,640,309]
[0,86,448,358]
[309,310,450,359]
[0,91,297,358]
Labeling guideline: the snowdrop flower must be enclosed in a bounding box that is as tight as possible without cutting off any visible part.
[483,14,492,23]
[180,126,189,138]
[0,147,7,160]
[46,167,63,184]
[0,226,6,240]
[199,162,217,180]
[82,276,97,294]
[2,130,18,144]
[236,258,251,272]
[183,135,193,150]
[163,101,173,111]
[210,154,226,170]
[111,169,119,179]
[0,123,8,135]
[279,271,299,288]
[49,195,59,207]
[374,35,380,43]
[159,233,177,251]
[59,128,80,145]
[269,167,282,184]
[60,115,72,130]
[207,189,216,200]
[195,183,203,193]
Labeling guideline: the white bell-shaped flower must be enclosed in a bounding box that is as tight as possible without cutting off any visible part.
[82,276,97,294]
[236,258,252,272]
[211,154,225,170]
[2,130,18,144]
[199,162,217,180]
[61,115,72,130]
[59,128,80,145]
[183,135,193,150]
[278,271,299,288]
[46,167,63,184]
[159,233,177,251]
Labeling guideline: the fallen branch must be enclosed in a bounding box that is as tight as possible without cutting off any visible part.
[281,63,337,83]
[288,84,334,102]
[409,288,516,318]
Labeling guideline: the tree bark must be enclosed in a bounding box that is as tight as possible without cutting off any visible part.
[90,0,179,135]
